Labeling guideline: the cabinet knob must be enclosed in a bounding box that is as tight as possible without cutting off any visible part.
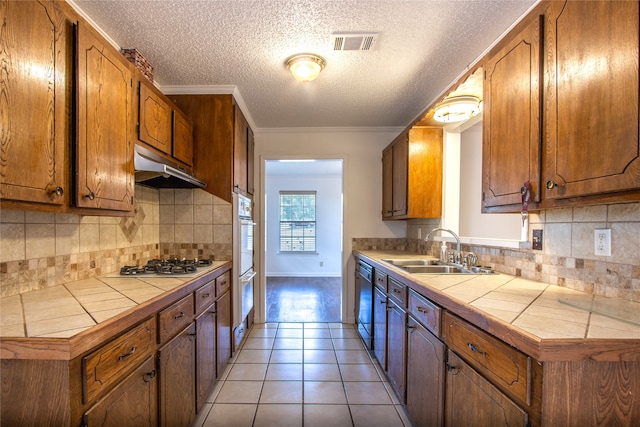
[85,191,95,200]
[143,369,156,383]
[546,180,562,190]
[50,186,64,197]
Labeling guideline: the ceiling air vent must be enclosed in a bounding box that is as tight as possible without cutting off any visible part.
[331,33,378,51]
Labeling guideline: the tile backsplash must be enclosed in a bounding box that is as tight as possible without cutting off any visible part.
[0,186,232,297]
[354,202,640,301]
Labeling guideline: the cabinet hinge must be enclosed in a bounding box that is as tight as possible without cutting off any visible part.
[482,192,485,201]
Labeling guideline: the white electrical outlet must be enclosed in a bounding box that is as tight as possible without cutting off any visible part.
[594,229,611,256]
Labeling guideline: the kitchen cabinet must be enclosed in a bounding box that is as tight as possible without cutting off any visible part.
[406,316,445,427]
[157,323,197,427]
[482,15,542,212]
[137,76,194,167]
[216,283,232,377]
[542,0,640,205]
[247,126,255,196]
[196,305,216,411]
[386,277,407,401]
[0,0,71,208]
[382,127,443,219]
[170,94,254,202]
[445,350,528,427]
[76,21,134,212]
[83,356,158,427]
[372,286,387,368]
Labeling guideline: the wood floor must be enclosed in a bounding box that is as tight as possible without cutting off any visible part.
[266,277,342,323]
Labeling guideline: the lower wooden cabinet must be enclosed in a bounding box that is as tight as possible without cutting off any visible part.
[196,305,217,411]
[158,323,197,427]
[445,350,528,427]
[83,356,157,427]
[386,297,407,401]
[406,316,445,427]
[373,286,387,369]
[216,289,232,377]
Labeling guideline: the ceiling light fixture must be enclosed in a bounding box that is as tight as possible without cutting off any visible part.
[433,95,481,123]
[286,54,325,82]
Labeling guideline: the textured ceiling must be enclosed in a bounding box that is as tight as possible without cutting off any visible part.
[71,0,536,129]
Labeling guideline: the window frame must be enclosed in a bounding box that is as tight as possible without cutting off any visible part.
[278,191,317,253]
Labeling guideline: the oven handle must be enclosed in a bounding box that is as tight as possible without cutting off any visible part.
[240,219,256,226]
[240,270,256,283]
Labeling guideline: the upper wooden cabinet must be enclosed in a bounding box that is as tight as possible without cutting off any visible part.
[482,15,542,212]
[136,76,194,168]
[542,0,640,204]
[76,21,134,211]
[170,94,254,202]
[0,0,71,207]
[382,127,442,219]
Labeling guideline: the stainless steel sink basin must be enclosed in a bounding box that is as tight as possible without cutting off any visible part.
[381,258,495,275]
[402,265,467,274]
[381,258,440,266]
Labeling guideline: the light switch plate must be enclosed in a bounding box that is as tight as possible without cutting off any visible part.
[594,229,611,256]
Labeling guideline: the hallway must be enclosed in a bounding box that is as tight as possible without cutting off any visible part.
[193,322,411,427]
[266,277,342,323]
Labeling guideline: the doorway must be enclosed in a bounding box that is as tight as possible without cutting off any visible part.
[264,159,343,322]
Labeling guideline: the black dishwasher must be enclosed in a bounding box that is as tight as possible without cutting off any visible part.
[356,260,373,350]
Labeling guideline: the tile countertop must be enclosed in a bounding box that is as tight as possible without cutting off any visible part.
[0,261,230,340]
[356,250,640,362]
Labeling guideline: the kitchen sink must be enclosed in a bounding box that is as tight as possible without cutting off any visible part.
[381,258,495,275]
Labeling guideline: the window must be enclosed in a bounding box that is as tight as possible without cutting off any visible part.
[279,191,316,252]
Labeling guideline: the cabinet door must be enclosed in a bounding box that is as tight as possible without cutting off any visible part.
[233,105,248,195]
[196,305,216,411]
[386,298,406,402]
[76,22,134,211]
[391,134,409,217]
[372,286,387,369]
[483,16,542,211]
[158,323,196,427]
[406,317,445,427]
[445,350,528,427]
[543,0,640,201]
[0,0,69,206]
[381,147,393,218]
[216,290,232,377]
[138,79,171,155]
[84,356,157,427]
[172,109,193,166]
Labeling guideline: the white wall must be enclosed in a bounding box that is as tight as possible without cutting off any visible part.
[254,128,405,324]
[265,172,342,277]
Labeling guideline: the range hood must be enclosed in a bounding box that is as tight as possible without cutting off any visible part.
[134,144,206,189]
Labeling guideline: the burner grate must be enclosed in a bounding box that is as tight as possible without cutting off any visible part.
[119,257,213,276]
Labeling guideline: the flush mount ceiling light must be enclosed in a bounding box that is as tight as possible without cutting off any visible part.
[433,95,481,123]
[286,53,326,82]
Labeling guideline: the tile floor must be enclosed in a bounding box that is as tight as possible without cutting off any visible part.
[193,322,412,427]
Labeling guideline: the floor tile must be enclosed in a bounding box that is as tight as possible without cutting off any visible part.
[278,323,303,329]
[259,381,303,403]
[303,381,347,404]
[227,363,268,381]
[303,328,332,338]
[304,322,329,329]
[332,338,364,350]
[304,404,353,427]
[335,349,372,364]
[349,404,405,427]
[265,363,303,381]
[249,328,278,338]
[339,363,382,381]
[236,349,273,364]
[215,381,263,404]
[330,328,360,339]
[304,363,341,381]
[274,338,304,349]
[253,404,302,427]
[304,349,337,364]
[277,328,304,338]
[344,382,394,404]
[202,403,256,427]
[243,337,275,349]
[303,338,334,350]
[270,349,303,363]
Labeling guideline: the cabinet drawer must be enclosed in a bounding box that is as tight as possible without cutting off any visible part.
[408,289,440,336]
[83,317,156,403]
[374,270,387,292]
[158,294,194,344]
[216,271,230,296]
[195,281,215,315]
[444,312,530,404]
[388,277,407,307]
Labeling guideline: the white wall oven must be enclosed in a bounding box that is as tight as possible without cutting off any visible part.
[233,194,255,334]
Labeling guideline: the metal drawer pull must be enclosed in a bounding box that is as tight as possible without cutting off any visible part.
[118,346,137,360]
[174,311,185,319]
[84,191,95,200]
[50,186,64,197]
[467,342,486,356]
[393,288,401,293]
[202,293,210,298]
[143,369,156,383]
[417,306,429,313]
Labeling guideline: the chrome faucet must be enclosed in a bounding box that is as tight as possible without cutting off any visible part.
[425,228,461,264]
